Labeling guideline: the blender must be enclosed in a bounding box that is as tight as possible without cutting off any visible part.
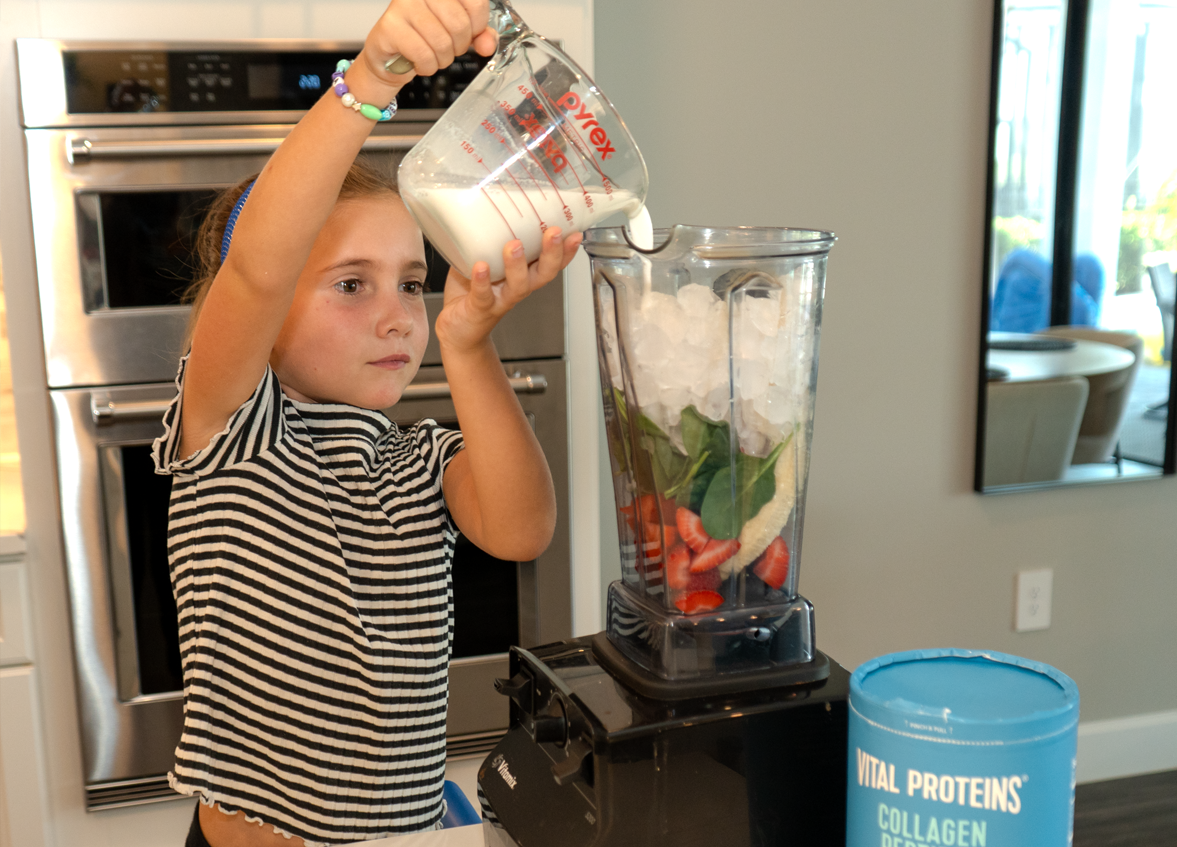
[477,225,846,846]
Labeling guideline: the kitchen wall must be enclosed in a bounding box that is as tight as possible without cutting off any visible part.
[593,0,1176,752]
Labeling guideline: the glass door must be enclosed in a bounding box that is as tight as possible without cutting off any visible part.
[1073,0,1176,472]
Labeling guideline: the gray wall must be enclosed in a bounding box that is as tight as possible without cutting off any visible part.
[594,0,1177,722]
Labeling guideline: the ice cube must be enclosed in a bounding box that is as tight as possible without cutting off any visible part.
[736,293,782,337]
[735,401,773,458]
[633,366,661,408]
[660,386,690,421]
[735,358,770,400]
[763,386,792,426]
[640,291,688,345]
[677,284,719,320]
[631,322,672,372]
[701,384,731,422]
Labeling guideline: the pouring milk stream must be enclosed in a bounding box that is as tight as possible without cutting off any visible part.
[397,0,652,279]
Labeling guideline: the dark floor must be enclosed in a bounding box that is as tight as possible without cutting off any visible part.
[1074,770,1177,846]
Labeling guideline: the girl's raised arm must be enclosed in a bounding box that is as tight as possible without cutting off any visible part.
[178,0,495,458]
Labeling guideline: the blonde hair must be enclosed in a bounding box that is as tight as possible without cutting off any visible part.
[182,155,402,348]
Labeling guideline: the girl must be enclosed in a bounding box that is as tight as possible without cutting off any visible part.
[152,1,581,845]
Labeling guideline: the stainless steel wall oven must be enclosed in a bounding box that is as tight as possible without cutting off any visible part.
[17,39,572,809]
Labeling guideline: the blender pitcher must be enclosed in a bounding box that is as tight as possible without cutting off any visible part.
[398,0,648,281]
[585,225,835,687]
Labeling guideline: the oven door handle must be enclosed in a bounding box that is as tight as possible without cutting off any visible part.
[89,374,547,422]
[68,134,423,163]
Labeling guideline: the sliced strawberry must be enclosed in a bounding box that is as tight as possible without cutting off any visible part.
[675,507,711,553]
[619,501,637,532]
[752,537,790,589]
[674,590,724,615]
[637,493,660,526]
[689,538,741,573]
[685,567,720,592]
[664,542,693,590]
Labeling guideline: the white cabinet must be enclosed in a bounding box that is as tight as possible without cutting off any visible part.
[0,552,50,847]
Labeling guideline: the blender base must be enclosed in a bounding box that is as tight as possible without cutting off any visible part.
[591,631,829,700]
[478,636,849,847]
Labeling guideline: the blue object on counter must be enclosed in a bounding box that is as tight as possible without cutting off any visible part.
[846,649,1079,847]
[441,780,482,828]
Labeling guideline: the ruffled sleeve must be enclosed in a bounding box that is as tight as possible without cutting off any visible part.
[152,356,288,478]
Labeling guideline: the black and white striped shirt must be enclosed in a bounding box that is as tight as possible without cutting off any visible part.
[152,361,465,844]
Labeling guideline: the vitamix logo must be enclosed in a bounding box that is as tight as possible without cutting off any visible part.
[856,749,1024,814]
[555,92,616,160]
[490,754,517,790]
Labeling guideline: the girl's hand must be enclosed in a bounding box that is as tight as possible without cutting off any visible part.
[436,227,582,353]
[361,0,497,84]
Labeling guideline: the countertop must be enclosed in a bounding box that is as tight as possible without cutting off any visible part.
[349,824,487,847]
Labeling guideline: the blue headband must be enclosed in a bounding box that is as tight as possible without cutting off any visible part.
[220,181,256,262]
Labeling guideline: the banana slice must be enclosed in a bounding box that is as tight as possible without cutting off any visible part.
[717,430,803,578]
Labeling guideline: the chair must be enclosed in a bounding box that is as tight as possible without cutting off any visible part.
[1147,261,1174,363]
[990,249,1104,332]
[1040,326,1144,465]
[984,377,1089,486]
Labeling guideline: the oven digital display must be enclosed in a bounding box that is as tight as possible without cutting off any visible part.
[246,61,328,102]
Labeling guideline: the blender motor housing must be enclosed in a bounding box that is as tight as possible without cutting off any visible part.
[478,638,849,847]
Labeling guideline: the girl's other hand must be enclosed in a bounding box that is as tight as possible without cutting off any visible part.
[436,227,582,354]
[363,0,496,82]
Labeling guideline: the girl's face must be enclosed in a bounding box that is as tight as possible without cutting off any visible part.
[271,194,430,409]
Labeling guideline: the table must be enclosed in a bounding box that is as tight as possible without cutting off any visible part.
[986,332,1135,382]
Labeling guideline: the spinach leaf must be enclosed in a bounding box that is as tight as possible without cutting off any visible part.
[700,453,778,539]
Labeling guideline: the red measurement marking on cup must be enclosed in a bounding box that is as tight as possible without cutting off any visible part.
[517,123,572,219]
[489,102,551,202]
[524,88,605,221]
[496,160,550,231]
[516,93,588,191]
[479,159,523,217]
[460,139,485,164]
[480,186,518,241]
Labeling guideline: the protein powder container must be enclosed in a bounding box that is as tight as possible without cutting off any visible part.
[846,649,1079,847]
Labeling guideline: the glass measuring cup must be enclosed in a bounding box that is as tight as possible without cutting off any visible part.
[398,0,648,281]
[586,225,836,683]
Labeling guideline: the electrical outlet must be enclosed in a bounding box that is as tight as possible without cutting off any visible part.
[1015,568,1053,632]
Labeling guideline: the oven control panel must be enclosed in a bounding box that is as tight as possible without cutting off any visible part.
[61,47,488,115]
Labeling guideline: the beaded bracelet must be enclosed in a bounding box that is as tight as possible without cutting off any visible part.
[332,59,398,122]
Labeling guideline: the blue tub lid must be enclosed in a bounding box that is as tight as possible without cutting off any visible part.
[850,649,1079,744]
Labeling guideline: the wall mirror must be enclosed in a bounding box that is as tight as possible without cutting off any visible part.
[976,0,1177,492]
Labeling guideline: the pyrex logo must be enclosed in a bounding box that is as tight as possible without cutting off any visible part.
[555,91,616,160]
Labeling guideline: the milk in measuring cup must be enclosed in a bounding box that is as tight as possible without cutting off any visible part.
[406,183,647,281]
